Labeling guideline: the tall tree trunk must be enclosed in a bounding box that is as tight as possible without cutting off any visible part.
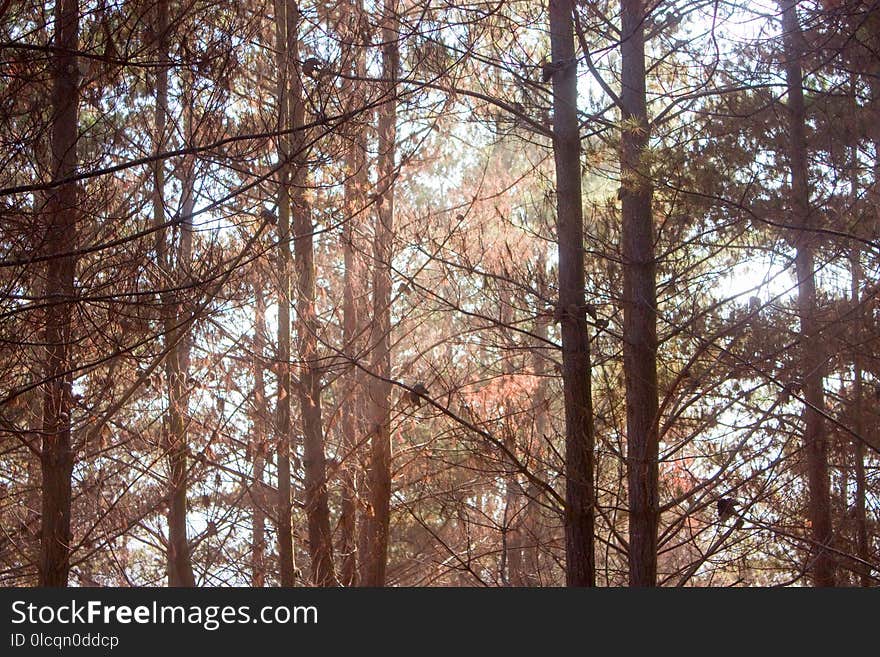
[850,72,880,588]
[26,374,42,584]
[500,285,524,586]
[779,0,835,587]
[860,72,880,587]
[251,287,268,587]
[162,210,196,586]
[153,1,195,586]
[339,192,365,588]
[339,0,369,586]
[549,0,596,587]
[620,0,659,587]
[273,0,296,587]
[520,263,552,587]
[850,244,869,587]
[291,40,336,584]
[39,0,79,588]
[294,223,336,587]
[360,0,398,587]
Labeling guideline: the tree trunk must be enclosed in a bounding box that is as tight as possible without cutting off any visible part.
[360,0,398,587]
[153,0,195,586]
[620,0,659,588]
[166,125,197,589]
[850,245,869,587]
[339,0,370,586]
[779,0,835,587]
[26,374,43,584]
[251,287,268,587]
[291,44,336,584]
[500,286,524,586]
[859,73,880,587]
[549,0,596,588]
[849,71,879,588]
[520,264,552,586]
[273,0,296,587]
[39,0,79,588]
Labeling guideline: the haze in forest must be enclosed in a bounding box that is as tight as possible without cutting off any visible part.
[1,0,878,587]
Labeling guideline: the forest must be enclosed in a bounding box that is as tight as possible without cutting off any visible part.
[0,0,878,588]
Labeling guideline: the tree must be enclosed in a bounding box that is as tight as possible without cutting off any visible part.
[152,0,196,587]
[338,0,370,587]
[293,39,336,588]
[250,282,269,587]
[273,0,297,586]
[548,0,596,587]
[39,0,80,588]
[360,0,399,587]
[778,0,834,587]
[619,0,659,587]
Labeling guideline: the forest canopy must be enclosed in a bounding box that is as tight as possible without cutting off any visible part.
[1,0,878,587]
